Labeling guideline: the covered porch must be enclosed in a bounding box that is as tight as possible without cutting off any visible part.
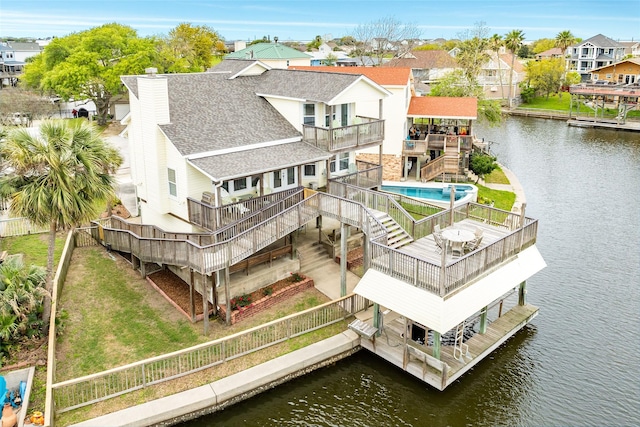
[403,96,478,182]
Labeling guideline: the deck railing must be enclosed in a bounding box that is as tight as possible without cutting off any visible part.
[369,204,538,297]
[187,187,304,231]
[51,293,370,413]
[329,161,382,189]
[94,192,388,276]
[302,117,384,152]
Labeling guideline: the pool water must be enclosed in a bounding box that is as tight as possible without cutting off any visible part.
[381,184,473,202]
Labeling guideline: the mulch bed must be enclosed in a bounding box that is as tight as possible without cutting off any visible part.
[148,269,206,316]
[147,270,310,318]
[335,247,364,269]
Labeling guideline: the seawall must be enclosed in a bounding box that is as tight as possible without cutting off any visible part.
[71,331,361,427]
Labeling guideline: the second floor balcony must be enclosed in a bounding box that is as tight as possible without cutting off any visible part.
[303,116,384,153]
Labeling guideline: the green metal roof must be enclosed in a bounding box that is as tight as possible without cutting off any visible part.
[226,43,311,60]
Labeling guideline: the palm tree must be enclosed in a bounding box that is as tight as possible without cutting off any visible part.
[555,30,576,57]
[0,256,47,343]
[489,34,505,99]
[504,29,525,108]
[0,120,122,329]
[555,30,576,83]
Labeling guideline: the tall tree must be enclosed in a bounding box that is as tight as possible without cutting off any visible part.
[158,23,222,73]
[352,17,422,66]
[488,34,505,98]
[555,30,576,81]
[504,29,525,107]
[555,30,576,56]
[22,23,157,125]
[0,120,122,329]
[525,58,565,99]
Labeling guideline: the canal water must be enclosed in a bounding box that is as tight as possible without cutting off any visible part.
[182,117,640,426]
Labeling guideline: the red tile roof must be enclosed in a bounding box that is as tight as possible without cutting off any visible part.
[288,66,412,86]
[408,97,477,119]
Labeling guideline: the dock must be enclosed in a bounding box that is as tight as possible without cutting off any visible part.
[355,304,539,390]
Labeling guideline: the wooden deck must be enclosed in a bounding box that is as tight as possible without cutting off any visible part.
[356,303,539,390]
[397,218,510,266]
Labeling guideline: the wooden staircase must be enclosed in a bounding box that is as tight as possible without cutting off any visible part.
[297,239,335,275]
[372,211,413,249]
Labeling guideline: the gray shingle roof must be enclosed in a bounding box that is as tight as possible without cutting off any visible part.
[256,68,363,104]
[122,65,366,157]
[577,34,625,48]
[189,141,332,181]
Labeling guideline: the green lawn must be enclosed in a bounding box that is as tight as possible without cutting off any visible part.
[520,93,640,118]
[0,232,65,267]
[476,184,515,211]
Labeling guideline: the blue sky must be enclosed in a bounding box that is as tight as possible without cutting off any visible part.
[2,0,639,42]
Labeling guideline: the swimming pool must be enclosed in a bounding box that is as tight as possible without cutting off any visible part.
[381,182,477,208]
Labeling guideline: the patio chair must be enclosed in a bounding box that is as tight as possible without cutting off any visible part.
[464,235,483,252]
[451,240,465,258]
[434,230,444,253]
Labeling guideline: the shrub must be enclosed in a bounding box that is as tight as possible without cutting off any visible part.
[290,272,303,282]
[230,294,252,310]
[263,287,273,297]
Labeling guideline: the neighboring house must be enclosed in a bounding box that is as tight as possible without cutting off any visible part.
[534,47,564,60]
[309,42,349,66]
[0,41,42,88]
[225,42,312,68]
[336,56,383,67]
[383,50,458,83]
[620,41,640,58]
[589,58,640,84]
[479,51,526,101]
[120,59,389,232]
[567,34,626,80]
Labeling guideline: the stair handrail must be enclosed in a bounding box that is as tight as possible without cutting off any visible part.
[95,191,388,276]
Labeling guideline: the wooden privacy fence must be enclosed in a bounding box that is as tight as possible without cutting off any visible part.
[51,293,369,413]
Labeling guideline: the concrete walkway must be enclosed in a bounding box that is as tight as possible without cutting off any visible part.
[71,330,360,427]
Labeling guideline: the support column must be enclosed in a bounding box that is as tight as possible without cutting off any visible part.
[340,222,349,297]
[363,232,369,273]
[433,331,441,359]
[518,280,527,306]
[224,267,231,325]
[189,269,196,322]
[415,158,421,181]
[317,215,323,244]
[373,303,380,337]
[292,229,298,260]
[211,273,218,316]
[201,272,209,335]
[479,306,488,334]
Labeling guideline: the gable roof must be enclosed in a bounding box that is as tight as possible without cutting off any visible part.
[382,50,458,69]
[121,64,388,158]
[288,66,412,86]
[574,34,625,48]
[227,42,312,60]
[590,58,640,72]
[535,47,564,58]
[121,72,302,156]
[408,96,477,119]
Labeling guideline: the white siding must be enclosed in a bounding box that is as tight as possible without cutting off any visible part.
[264,97,305,131]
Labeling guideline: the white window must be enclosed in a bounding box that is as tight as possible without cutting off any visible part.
[233,177,247,191]
[303,104,315,125]
[167,168,177,197]
[287,167,295,185]
[304,164,316,176]
[330,153,350,172]
[273,170,282,188]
